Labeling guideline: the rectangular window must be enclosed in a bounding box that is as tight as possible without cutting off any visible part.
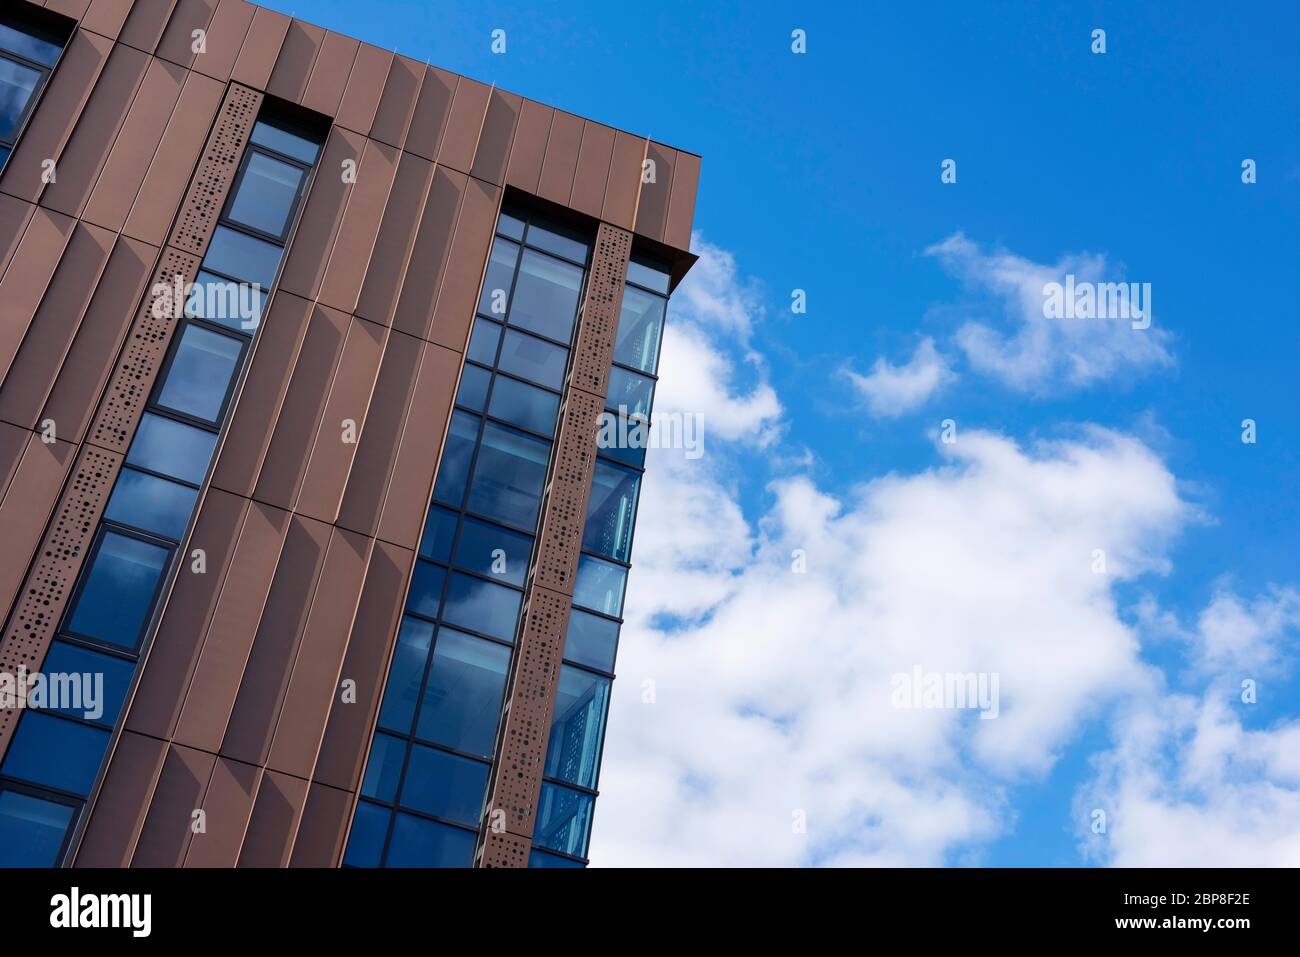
[476,238,519,319]
[0,787,75,867]
[534,782,596,858]
[399,745,487,826]
[507,249,583,342]
[377,617,434,734]
[564,609,620,673]
[431,411,480,508]
[360,733,405,804]
[467,422,550,529]
[225,149,307,241]
[453,517,532,587]
[487,373,559,437]
[440,572,520,643]
[64,530,170,651]
[415,628,511,757]
[1,712,110,797]
[454,362,490,412]
[185,270,264,333]
[573,554,627,617]
[466,318,501,365]
[583,459,641,563]
[154,322,245,425]
[343,800,389,868]
[385,814,475,868]
[615,284,667,374]
[606,365,655,420]
[497,328,567,390]
[204,225,281,290]
[40,641,134,728]
[406,560,447,621]
[543,665,611,790]
[126,413,216,485]
[104,467,198,541]
[418,505,458,564]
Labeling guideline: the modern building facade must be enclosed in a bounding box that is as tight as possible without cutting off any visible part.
[0,0,698,868]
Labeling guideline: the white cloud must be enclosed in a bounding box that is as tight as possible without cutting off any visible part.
[926,233,1175,393]
[845,337,953,418]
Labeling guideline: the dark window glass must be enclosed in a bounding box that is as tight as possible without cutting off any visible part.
[543,665,611,790]
[614,285,666,374]
[406,560,446,620]
[227,151,304,239]
[377,616,433,733]
[0,58,41,141]
[440,573,521,643]
[606,365,655,419]
[418,505,458,563]
[497,329,567,390]
[534,781,595,858]
[155,323,243,423]
[399,745,487,826]
[385,814,475,868]
[105,467,197,540]
[0,23,63,67]
[507,249,582,342]
[573,554,627,617]
[204,225,280,290]
[1,712,110,796]
[360,732,404,804]
[250,120,320,164]
[415,628,510,756]
[476,238,518,318]
[342,799,389,867]
[185,270,263,333]
[528,847,584,868]
[0,789,73,868]
[467,422,550,529]
[596,413,648,469]
[455,362,490,412]
[453,518,531,587]
[583,459,641,562]
[466,318,501,365]
[563,609,620,673]
[487,373,559,437]
[524,221,589,263]
[0,145,10,169]
[127,413,215,485]
[65,531,169,651]
[431,411,479,507]
[627,255,672,294]
[496,211,525,241]
[41,641,134,728]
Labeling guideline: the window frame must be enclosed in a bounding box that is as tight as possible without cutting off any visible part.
[0,779,81,867]
[148,316,251,429]
[218,141,313,246]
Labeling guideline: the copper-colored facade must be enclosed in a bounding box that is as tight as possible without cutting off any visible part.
[0,0,698,867]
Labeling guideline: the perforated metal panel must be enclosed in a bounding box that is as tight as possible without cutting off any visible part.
[0,445,123,745]
[478,223,633,867]
[172,85,263,256]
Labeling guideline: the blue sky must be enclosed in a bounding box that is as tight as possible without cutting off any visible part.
[263,1,1300,865]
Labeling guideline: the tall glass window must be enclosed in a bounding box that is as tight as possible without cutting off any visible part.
[0,7,69,173]
[0,107,323,868]
[529,253,673,867]
[347,207,593,868]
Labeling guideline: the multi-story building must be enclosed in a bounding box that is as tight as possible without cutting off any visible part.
[0,0,698,868]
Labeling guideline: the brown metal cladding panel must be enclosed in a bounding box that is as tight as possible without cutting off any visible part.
[0,194,36,276]
[210,290,313,497]
[427,176,499,352]
[313,540,413,791]
[603,131,646,231]
[353,151,432,327]
[130,743,213,867]
[267,527,370,780]
[436,76,491,175]
[237,770,308,867]
[155,0,218,69]
[122,69,225,246]
[278,127,362,300]
[0,30,111,203]
[664,151,701,252]
[470,89,521,186]
[80,57,187,232]
[118,0,180,54]
[251,302,350,510]
[40,235,156,444]
[333,42,390,136]
[295,317,387,524]
[38,43,150,219]
[173,502,291,754]
[0,222,114,430]
[504,99,551,195]
[316,139,398,314]
[0,423,26,502]
[182,756,260,867]
[335,328,421,538]
[190,0,256,83]
[124,488,248,739]
[390,165,464,341]
[479,831,531,868]
[569,122,615,220]
[634,141,675,243]
[536,110,582,207]
[0,207,75,385]
[288,782,351,867]
[230,5,290,91]
[73,731,168,867]
[266,19,325,104]
[81,0,136,40]
[0,435,75,618]
[219,514,330,766]
[368,54,422,149]
[403,65,455,161]
[301,31,359,117]
[375,341,459,550]
[45,0,94,18]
